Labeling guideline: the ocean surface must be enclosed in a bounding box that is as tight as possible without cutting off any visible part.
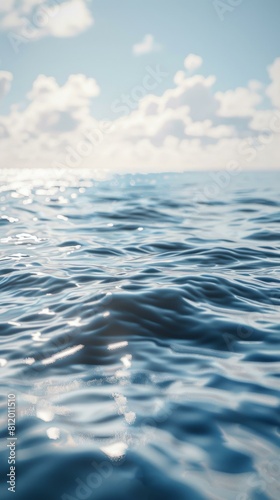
[0,170,279,500]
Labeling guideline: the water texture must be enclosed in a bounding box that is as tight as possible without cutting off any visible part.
[0,170,279,500]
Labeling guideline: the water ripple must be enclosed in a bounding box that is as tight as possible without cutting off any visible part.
[0,171,280,500]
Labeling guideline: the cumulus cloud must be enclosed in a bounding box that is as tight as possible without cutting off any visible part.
[215,87,262,117]
[0,56,280,174]
[0,72,100,158]
[248,109,280,134]
[184,54,203,73]
[21,73,100,133]
[0,71,13,100]
[132,34,161,56]
[266,58,280,108]
[45,0,93,38]
[0,0,94,40]
[248,80,263,92]
[163,74,218,121]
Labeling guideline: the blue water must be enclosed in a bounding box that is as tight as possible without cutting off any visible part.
[0,170,279,500]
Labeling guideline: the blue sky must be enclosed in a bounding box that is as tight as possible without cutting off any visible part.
[1,0,280,117]
[0,0,279,172]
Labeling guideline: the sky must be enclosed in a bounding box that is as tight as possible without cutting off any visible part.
[0,0,279,174]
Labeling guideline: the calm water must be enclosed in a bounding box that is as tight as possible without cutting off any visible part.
[0,170,279,500]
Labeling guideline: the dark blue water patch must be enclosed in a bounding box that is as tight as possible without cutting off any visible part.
[234,197,279,207]
[244,230,280,241]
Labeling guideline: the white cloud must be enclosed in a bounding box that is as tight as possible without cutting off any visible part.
[24,74,99,134]
[0,0,94,39]
[45,0,94,38]
[248,80,263,91]
[132,34,161,56]
[266,57,280,108]
[185,120,234,139]
[184,54,203,73]
[0,73,100,148]
[249,110,276,132]
[215,87,262,117]
[0,71,13,100]
[0,56,280,174]
[162,74,218,121]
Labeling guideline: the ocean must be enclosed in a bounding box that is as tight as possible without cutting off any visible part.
[0,170,279,500]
